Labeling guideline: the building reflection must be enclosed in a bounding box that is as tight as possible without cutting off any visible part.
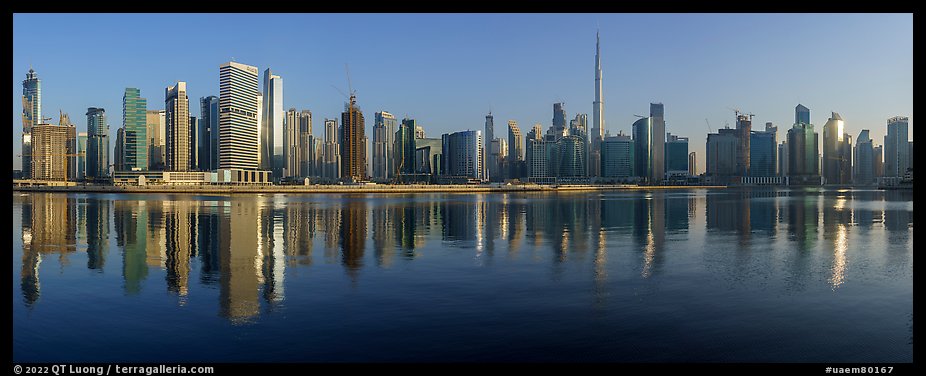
[339,198,366,280]
[86,197,109,270]
[786,190,820,252]
[883,191,913,234]
[114,199,149,295]
[164,200,194,298]
[371,200,396,267]
[260,202,284,305]
[197,202,221,285]
[705,190,751,245]
[219,198,262,323]
[19,193,80,307]
[283,201,315,267]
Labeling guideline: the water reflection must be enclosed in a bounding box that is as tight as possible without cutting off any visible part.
[14,189,913,324]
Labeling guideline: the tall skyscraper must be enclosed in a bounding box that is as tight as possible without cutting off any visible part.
[665,133,689,178]
[219,62,260,170]
[822,112,852,184]
[795,104,811,125]
[199,96,219,171]
[146,109,165,170]
[21,68,41,178]
[441,130,484,180]
[884,116,910,177]
[373,111,397,181]
[650,103,666,183]
[86,107,109,180]
[395,118,417,177]
[189,116,199,170]
[122,88,147,171]
[283,108,300,179]
[778,141,789,177]
[340,95,366,181]
[525,126,552,183]
[787,122,819,180]
[590,31,605,178]
[508,120,523,179]
[553,102,567,137]
[77,132,87,180]
[114,128,125,172]
[570,113,588,139]
[165,82,190,172]
[632,117,651,180]
[601,134,634,179]
[261,68,284,177]
[323,118,340,179]
[873,145,884,178]
[299,110,313,178]
[484,112,495,181]
[558,135,588,178]
[749,126,777,177]
[706,128,738,177]
[734,112,751,177]
[854,129,874,185]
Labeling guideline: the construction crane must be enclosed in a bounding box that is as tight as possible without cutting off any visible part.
[633,114,646,118]
[331,63,357,102]
[705,118,713,133]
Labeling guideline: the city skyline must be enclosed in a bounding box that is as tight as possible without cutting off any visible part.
[12,13,913,173]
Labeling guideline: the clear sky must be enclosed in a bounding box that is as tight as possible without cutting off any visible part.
[11,13,913,172]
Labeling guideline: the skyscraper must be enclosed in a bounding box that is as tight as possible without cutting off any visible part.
[883,116,910,178]
[31,123,76,181]
[199,96,219,171]
[484,112,495,181]
[822,112,852,184]
[114,128,125,172]
[86,107,109,180]
[165,82,190,172]
[22,68,41,178]
[734,113,751,177]
[340,95,366,181]
[632,117,651,180]
[553,102,567,137]
[122,88,147,171]
[219,62,260,170]
[749,126,777,177]
[441,130,483,180]
[795,104,811,125]
[77,132,87,180]
[146,109,165,170]
[189,116,199,170]
[650,103,666,183]
[590,31,605,178]
[395,118,418,178]
[854,129,874,185]
[787,122,819,181]
[873,145,884,178]
[373,111,397,181]
[665,133,689,178]
[508,120,524,179]
[261,68,284,177]
[283,108,300,179]
[299,110,313,178]
[601,134,634,179]
[323,118,340,180]
[706,128,738,178]
[778,141,789,177]
[558,135,588,178]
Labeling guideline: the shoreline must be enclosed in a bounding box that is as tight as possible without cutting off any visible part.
[11,184,727,194]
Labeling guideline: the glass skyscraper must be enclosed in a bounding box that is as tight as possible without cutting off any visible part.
[601,134,634,179]
[373,111,397,181]
[199,96,219,171]
[122,88,147,171]
[261,68,284,177]
[650,103,665,183]
[665,133,689,177]
[22,68,41,178]
[86,107,110,180]
[441,130,483,180]
[632,117,651,180]
[749,130,777,177]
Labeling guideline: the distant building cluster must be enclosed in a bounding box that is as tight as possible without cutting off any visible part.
[16,32,912,187]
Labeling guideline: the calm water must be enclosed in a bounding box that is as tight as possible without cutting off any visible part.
[12,189,913,363]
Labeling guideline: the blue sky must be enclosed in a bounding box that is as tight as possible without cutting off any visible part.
[11,13,913,172]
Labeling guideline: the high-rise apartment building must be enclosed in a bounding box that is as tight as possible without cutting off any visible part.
[601,134,634,179]
[261,68,284,177]
[323,118,340,179]
[86,107,109,180]
[218,62,260,170]
[822,112,852,184]
[884,116,910,177]
[373,111,397,181]
[199,96,219,171]
[146,109,165,170]
[650,103,666,183]
[854,129,874,185]
[165,82,190,172]
[441,130,484,180]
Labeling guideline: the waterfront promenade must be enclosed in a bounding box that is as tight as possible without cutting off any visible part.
[11,183,725,194]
